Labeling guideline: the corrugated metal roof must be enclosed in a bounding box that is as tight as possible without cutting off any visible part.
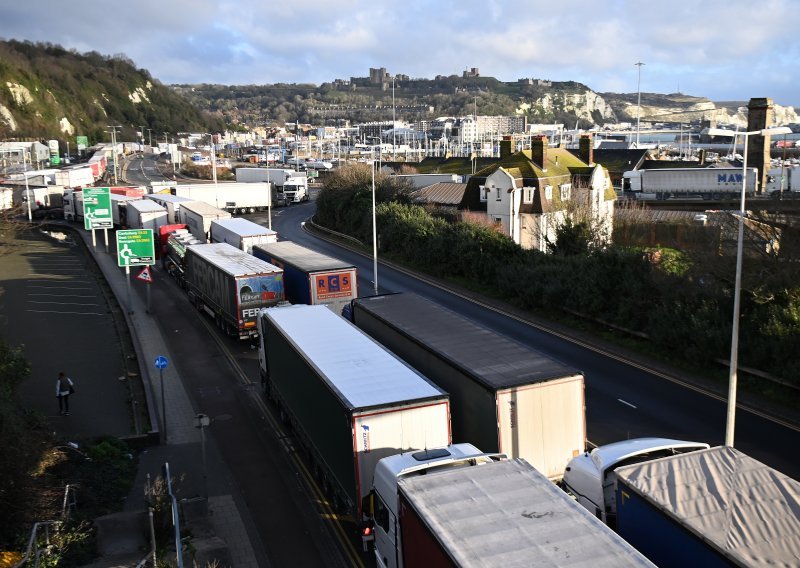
[187,242,282,277]
[410,182,467,205]
[615,446,800,567]
[400,459,655,567]
[264,304,446,410]
[354,293,581,390]
[254,241,354,272]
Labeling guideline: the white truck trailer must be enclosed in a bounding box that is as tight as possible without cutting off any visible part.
[350,292,586,480]
[209,218,278,254]
[145,193,198,224]
[622,167,759,199]
[235,168,308,203]
[258,304,451,522]
[171,182,275,213]
[179,201,232,242]
[125,199,168,233]
[368,444,655,568]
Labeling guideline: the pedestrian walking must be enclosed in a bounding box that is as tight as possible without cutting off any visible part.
[56,372,75,415]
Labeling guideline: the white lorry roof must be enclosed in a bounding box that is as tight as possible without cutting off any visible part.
[211,217,277,238]
[127,199,166,213]
[147,194,196,203]
[262,304,446,410]
[615,446,800,567]
[400,458,655,567]
[188,243,282,277]
[255,241,355,272]
[180,200,229,216]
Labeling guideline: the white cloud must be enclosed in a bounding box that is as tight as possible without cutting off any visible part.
[0,0,798,104]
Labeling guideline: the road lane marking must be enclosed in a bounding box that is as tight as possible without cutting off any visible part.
[28,300,101,306]
[618,399,638,409]
[28,293,97,298]
[26,309,105,316]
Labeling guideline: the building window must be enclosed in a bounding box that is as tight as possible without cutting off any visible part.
[496,187,501,201]
[544,185,553,200]
[523,187,534,204]
[494,217,502,225]
[560,184,571,201]
[479,185,487,202]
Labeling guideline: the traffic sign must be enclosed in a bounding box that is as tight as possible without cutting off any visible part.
[136,266,153,283]
[117,229,155,267]
[154,356,168,369]
[83,187,112,230]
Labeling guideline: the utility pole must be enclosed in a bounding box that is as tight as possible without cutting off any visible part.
[635,62,645,148]
[392,76,396,161]
[107,125,122,185]
[147,128,153,147]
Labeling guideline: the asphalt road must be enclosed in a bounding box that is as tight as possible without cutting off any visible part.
[248,200,800,479]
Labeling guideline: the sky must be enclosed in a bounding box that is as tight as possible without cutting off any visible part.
[2,0,799,106]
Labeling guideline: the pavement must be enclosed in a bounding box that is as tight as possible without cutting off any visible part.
[71,225,260,568]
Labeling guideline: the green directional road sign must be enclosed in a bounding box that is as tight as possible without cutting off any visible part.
[116,229,155,267]
[83,187,112,230]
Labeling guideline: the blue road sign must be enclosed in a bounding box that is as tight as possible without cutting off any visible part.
[154,356,169,369]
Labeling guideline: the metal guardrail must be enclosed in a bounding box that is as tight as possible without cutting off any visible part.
[12,521,61,568]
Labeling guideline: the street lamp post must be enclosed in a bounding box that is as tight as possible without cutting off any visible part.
[371,151,379,295]
[635,62,645,148]
[706,125,791,447]
[23,147,31,222]
[107,125,121,184]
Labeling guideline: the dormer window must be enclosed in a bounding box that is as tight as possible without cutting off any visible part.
[560,184,571,201]
[544,185,553,200]
[523,187,534,204]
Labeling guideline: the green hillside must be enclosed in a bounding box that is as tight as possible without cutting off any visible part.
[0,40,224,147]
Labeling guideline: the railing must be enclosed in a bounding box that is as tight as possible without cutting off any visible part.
[12,521,61,568]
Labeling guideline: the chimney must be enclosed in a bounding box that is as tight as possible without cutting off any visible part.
[579,134,593,165]
[747,97,773,194]
[532,135,548,170]
[500,136,512,160]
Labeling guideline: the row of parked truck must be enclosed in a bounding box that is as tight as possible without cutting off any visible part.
[255,289,800,567]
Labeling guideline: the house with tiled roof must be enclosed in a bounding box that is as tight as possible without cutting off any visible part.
[459,135,616,251]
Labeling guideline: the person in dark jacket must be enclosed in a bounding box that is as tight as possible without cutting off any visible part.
[56,372,74,415]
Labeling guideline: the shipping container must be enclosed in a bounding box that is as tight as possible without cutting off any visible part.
[351,293,585,480]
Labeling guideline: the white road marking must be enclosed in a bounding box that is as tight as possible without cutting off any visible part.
[26,309,105,316]
[28,293,96,298]
[617,398,638,409]
[28,300,100,306]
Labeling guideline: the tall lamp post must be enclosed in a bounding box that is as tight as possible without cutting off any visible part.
[107,125,122,184]
[371,150,379,295]
[706,125,791,446]
[634,62,645,148]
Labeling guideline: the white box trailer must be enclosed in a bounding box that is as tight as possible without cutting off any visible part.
[126,199,168,233]
[171,182,273,213]
[351,292,586,481]
[0,188,13,211]
[145,193,198,224]
[55,166,95,188]
[180,200,231,242]
[109,194,139,227]
[210,217,278,254]
[258,304,451,521]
